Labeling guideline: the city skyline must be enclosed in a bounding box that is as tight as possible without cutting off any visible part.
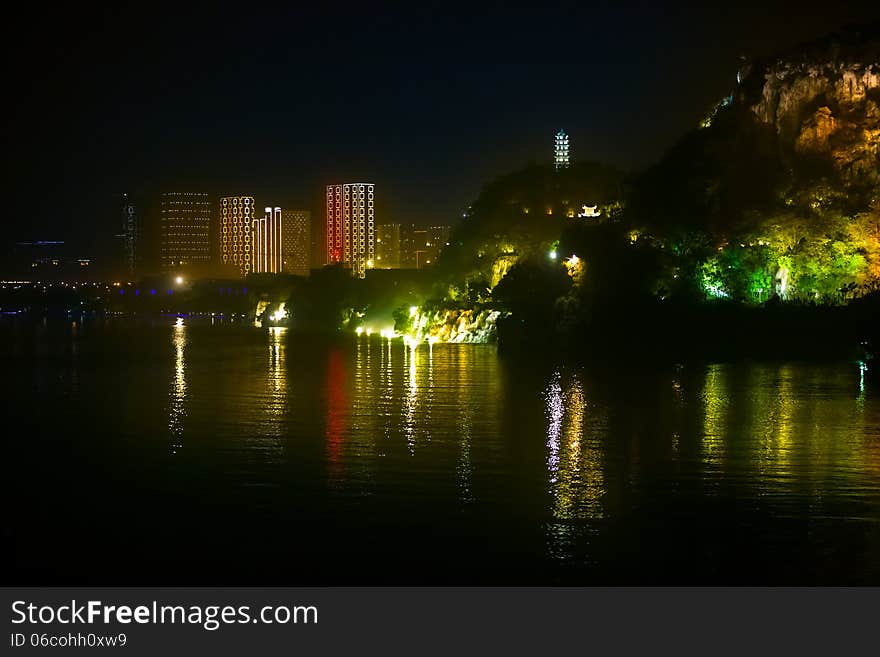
[7,185,454,280]
[9,4,879,260]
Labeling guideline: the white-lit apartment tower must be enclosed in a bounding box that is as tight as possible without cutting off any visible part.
[555,129,569,170]
[253,206,282,274]
[326,183,375,279]
[219,196,256,277]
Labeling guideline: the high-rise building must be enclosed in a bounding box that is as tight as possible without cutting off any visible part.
[375,223,400,269]
[120,193,139,278]
[253,206,282,274]
[426,225,451,264]
[555,129,570,170]
[401,224,450,268]
[281,209,311,276]
[219,195,256,277]
[326,183,375,279]
[400,225,427,269]
[160,192,212,272]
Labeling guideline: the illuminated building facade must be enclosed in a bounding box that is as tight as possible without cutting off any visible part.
[426,225,451,264]
[160,192,212,272]
[577,204,600,218]
[400,225,427,269]
[120,194,139,278]
[326,183,375,278]
[219,195,256,277]
[375,223,400,269]
[253,206,282,274]
[555,129,569,170]
[401,224,450,268]
[281,209,311,276]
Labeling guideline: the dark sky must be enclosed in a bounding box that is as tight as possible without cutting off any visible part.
[5,1,880,256]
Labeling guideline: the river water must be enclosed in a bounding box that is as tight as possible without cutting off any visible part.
[4,316,880,583]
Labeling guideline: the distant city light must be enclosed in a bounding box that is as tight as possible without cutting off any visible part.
[356,326,364,335]
[548,250,557,260]
[176,276,183,285]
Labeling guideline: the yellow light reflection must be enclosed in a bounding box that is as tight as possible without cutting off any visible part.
[701,364,728,471]
[544,369,604,520]
[402,338,418,454]
[169,319,187,453]
[268,326,287,395]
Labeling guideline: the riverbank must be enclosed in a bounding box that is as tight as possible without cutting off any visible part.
[498,297,880,364]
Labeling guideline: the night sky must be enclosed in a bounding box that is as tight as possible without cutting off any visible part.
[5,1,880,258]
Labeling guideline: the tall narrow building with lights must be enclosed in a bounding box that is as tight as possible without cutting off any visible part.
[281,209,311,276]
[219,195,256,277]
[119,193,139,278]
[254,206,282,274]
[554,129,569,170]
[160,192,212,273]
[325,183,375,278]
[253,206,282,274]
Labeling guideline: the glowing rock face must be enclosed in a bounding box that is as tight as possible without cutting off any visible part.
[409,308,504,344]
[746,55,880,188]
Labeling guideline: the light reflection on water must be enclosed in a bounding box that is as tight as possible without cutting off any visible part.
[8,318,880,581]
[168,318,186,453]
[543,370,605,521]
[159,328,880,520]
[263,327,288,456]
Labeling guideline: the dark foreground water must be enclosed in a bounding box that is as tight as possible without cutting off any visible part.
[3,316,880,584]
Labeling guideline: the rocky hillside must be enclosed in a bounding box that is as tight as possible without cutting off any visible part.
[738,24,880,189]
